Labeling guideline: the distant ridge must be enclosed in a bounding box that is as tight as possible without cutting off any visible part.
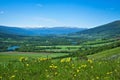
[1,20,120,39]
[0,26,86,36]
[28,27,86,35]
[75,20,120,39]
[0,25,35,36]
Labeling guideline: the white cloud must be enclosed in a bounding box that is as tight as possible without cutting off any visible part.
[0,11,4,14]
[36,4,43,7]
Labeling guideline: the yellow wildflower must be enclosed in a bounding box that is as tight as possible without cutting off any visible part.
[74,74,76,77]
[19,57,28,62]
[0,76,2,79]
[96,76,99,79]
[60,59,65,63]
[10,75,15,79]
[72,64,74,66]
[78,67,81,69]
[55,72,58,75]
[77,69,80,73]
[106,72,112,75]
[88,59,93,64]
[81,64,87,68]
[66,57,71,62]
[49,64,57,69]
[26,64,29,67]
[60,57,71,63]
[38,57,48,61]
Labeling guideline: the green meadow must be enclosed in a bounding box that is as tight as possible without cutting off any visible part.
[0,47,120,80]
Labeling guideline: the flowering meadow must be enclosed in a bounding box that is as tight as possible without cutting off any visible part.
[0,56,120,80]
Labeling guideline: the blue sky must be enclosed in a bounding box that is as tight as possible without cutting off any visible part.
[0,0,120,28]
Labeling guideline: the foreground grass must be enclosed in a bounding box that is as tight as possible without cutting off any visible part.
[0,57,120,80]
[0,47,120,80]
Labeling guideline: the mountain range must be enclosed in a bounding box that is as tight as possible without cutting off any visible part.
[0,26,86,36]
[0,20,120,39]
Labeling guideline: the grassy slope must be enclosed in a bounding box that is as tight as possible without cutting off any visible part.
[0,52,67,62]
[88,47,120,59]
[0,47,120,80]
[0,50,120,80]
[76,20,120,38]
[1,46,120,62]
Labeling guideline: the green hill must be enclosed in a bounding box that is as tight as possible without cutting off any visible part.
[76,20,120,39]
[0,32,23,39]
[88,47,120,60]
[0,26,34,36]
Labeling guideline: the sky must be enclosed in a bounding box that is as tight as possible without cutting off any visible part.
[0,0,120,28]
